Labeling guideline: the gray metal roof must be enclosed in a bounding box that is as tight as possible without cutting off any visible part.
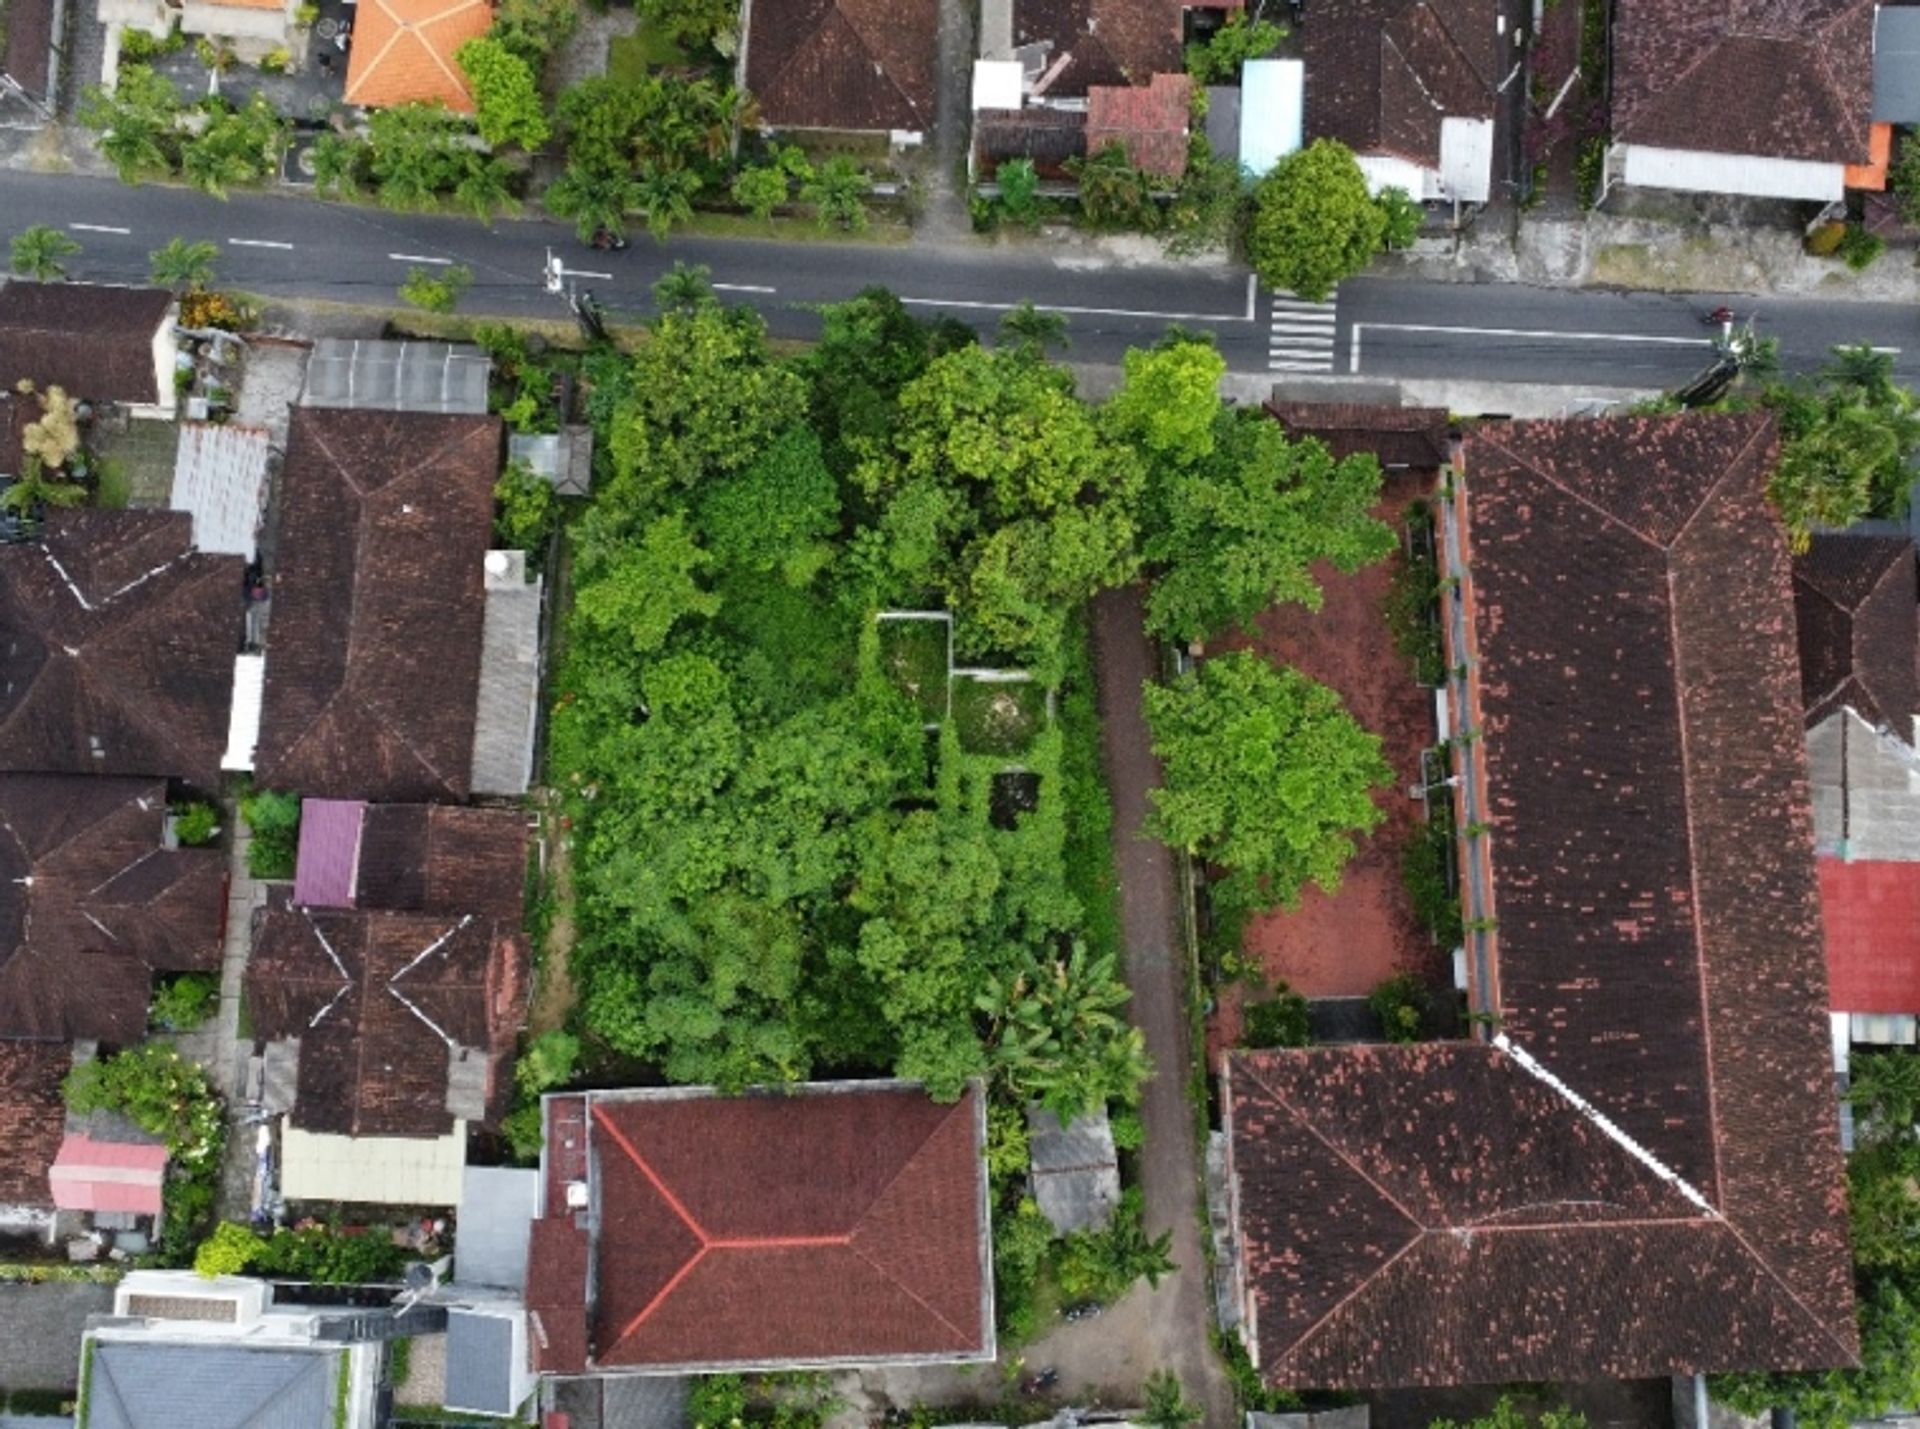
[1026,1106,1120,1234]
[1876,6,1920,122]
[301,339,491,414]
[455,1163,539,1290]
[445,1310,516,1415]
[508,427,594,497]
[86,1340,338,1429]
[468,550,542,797]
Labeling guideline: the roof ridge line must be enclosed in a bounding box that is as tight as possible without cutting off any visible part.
[1467,424,1672,550]
[847,1236,976,1347]
[1665,414,1770,550]
[845,1092,970,1231]
[1240,1056,1429,1233]
[1492,1034,1717,1214]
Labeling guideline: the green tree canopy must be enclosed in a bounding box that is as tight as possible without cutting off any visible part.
[457,36,551,150]
[9,225,79,281]
[1145,651,1391,912]
[149,236,218,291]
[1759,346,1920,547]
[1246,139,1386,302]
[488,0,578,64]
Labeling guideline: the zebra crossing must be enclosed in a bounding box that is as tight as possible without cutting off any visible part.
[1267,289,1340,373]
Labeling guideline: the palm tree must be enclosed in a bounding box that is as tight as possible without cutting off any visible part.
[9,225,79,281]
[453,155,518,225]
[801,155,870,232]
[1824,343,1898,402]
[1139,1372,1201,1429]
[1,455,89,514]
[307,132,365,200]
[545,163,640,243]
[149,237,218,292]
[998,302,1070,356]
[651,262,714,315]
[635,166,700,242]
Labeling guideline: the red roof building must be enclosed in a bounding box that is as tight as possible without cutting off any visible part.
[525,1082,993,1374]
[1225,413,1857,1390]
[1820,858,1920,1015]
[49,1134,168,1216]
[1086,73,1193,177]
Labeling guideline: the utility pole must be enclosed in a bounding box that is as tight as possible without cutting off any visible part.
[542,248,609,344]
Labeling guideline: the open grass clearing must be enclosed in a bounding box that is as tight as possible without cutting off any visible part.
[953,672,1049,756]
[875,614,951,722]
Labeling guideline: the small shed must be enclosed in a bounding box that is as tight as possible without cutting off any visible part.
[1027,1105,1120,1234]
[508,427,594,497]
[279,1120,466,1206]
[445,1300,536,1419]
[1239,59,1303,178]
[49,1134,167,1216]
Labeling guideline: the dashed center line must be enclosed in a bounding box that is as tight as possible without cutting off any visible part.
[713,282,776,294]
[388,252,451,265]
[228,238,294,250]
[68,223,130,235]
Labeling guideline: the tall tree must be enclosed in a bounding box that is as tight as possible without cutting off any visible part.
[1145,651,1391,912]
[456,37,550,150]
[1246,139,1386,301]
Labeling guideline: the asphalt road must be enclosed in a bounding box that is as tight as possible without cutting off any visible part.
[2,172,1914,390]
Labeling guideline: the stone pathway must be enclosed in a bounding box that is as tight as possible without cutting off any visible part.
[917,0,978,244]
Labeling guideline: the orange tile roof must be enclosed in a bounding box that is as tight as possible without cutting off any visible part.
[344,0,492,112]
[1844,121,1893,192]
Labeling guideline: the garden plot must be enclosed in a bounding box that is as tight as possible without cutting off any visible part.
[952,672,1051,757]
[874,612,952,723]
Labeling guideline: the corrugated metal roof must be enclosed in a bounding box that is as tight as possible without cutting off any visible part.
[1822,857,1920,1016]
[1876,8,1920,122]
[293,798,366,909]
[1240,59,1303,177]
[49,1134,167,1215]
[456,1164,538,1290]
[301,340,490,415]
[445,1310,517,1415]
[170,422,270,560]
[280,1119,467,1206]
[469,552,542,797]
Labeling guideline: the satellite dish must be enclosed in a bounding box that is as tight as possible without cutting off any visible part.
[484,551,512,578]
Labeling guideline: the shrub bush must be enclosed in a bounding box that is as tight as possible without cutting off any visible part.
[1369,972,1430,1043]
[240,788,300,879]
[1241,985,1311,1048]
[1806,221,1848,257]
[173,801,220,846]
[151,972,219,1031]
[1839,224,1885,272]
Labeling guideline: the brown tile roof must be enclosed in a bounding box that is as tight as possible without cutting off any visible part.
[1612,0,1876,166]
[1301,0,1497,168]
[746,0,936,133]
[0,1042,70,1205]
[1014,0,1185,97]
[0,283,174,406]
[0,509,243,787]
[0,774,225,1043]
[354,804,529,920]
[343,0,491,110]
[527,1082,992,1372]
[246,894,529,1137]
[256,408,501,803]
[1086,73,1192,177]
[1793,534,1918,737]
[1,0,56,98]
[1229,412,1858,1389]
[1265,401,1450,469]
[972,107,1089,179]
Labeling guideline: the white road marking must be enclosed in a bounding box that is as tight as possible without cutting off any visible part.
[68,223,130,235]
[1349,325,1362,373]
[1871,346,1903,356]
[228,238,294,250]
[1245,274,1257,321]
[566,268,613,281]
[1267,290,1340,373]
[388,252,451,265]
[899,295,1252,323]
[713,282,776,294]
[1358,321,1708,346]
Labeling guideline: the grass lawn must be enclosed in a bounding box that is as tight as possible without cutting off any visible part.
[874,615,950,722]
[952,674,1047,756]
[606,23,687,83]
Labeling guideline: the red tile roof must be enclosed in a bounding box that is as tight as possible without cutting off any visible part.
[0,1042,69,1206]
[1086,73,1192,178]
[526,1082,992,1372]
[0,284,174,407]
[746,0,936,133]
[343,0,491,111]
[1792,533,1917,737]
[0,774,226,1043]
[49,1133,168,1216]
[1820,858,1920,1015]
[1612,0,1876,166]
[1229,413,1857,1389]
[1015,0,1201,97]
[1265,402,1451,469]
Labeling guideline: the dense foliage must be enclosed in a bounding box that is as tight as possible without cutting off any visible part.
[64,1046,225,1263]
[195,1221,411,1283]
[1145,652,1392,914]
[1430,1398,1588,1429]
[241,788,301,879]
[1757,347,1920,547]
[1246,140,1391,301]
[553,291,1151,1108]
[1714,1050,1920,1424]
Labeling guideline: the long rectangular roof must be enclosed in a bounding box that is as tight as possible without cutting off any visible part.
[1229,412,1857,1389]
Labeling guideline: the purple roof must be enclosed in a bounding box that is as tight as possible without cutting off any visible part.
[293,798,366,908]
